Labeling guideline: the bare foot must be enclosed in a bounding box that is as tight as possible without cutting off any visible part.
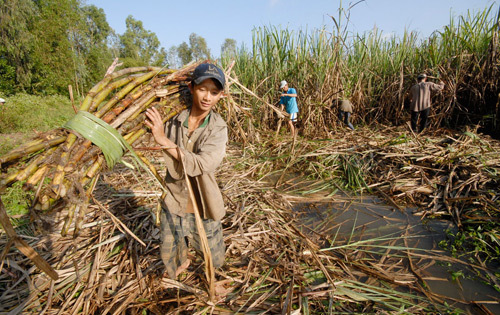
[175,259,190,278]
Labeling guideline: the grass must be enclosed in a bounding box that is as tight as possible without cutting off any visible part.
[0,93,76,217]
[1,181,33,231]
[0,133,32,156]
[0,93,76,134]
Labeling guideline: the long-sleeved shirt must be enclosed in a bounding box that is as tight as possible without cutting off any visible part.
[339,99,353,113]
[410,81,444,112]
[162,108,228,221]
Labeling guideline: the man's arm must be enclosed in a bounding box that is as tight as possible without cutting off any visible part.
[282,88,297,98]
[430,81,445,92]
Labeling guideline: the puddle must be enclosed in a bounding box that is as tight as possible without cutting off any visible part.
[293,194,500,313]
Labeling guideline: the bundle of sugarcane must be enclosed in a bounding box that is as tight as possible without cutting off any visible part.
[0,62,203,235]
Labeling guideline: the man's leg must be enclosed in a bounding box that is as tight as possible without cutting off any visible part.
[289,112,297,136]
[187,215,226,268]
[419,108,430,132]
[160,209,188,278]
[410,111,419,132]
[345,112,355,130]
[288,120,295,136]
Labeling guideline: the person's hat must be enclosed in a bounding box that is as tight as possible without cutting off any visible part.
[279,80,287,89]
[417,73,427,80]
[0,98,5,103]
[192,63,225,89]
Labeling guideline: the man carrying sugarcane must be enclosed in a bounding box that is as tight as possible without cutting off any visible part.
[279,80,299,136]
[145,63,227,279]
[409,73,445,133]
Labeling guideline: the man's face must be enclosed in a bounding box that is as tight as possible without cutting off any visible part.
[189,78,223,113]
[282,84,288,92]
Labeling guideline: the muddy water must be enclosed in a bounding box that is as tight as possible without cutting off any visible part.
[293,195,500,313]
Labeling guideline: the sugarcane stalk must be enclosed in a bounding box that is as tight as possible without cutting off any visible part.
[1,138,45,155]
[73,203,85,237]
[65,144,99,173]
[93,70,171,119]
[116,91,185,135]
[110,90,157,129]
[85,156,105,179]
[112,85,154,115]
[127,86,182,122]
[63,140,94,172]
[38,194,56,211]
[61,204,77,236]
[100,87,155,124]
[123,93,158,124]
[77,147,101,167]
[0,171,20,189]
[59,70,186,177]
[24,165,49,190]
[16,147,58,181]
[88,76,136,113]
[0,135,67,165]
[79,67,165,112]
[118,94,182,135]
[73,173,99,238]
[50,135,78,197]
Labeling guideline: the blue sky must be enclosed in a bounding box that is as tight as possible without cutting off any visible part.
[86,0,497,57]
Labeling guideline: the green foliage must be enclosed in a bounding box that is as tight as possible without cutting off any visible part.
[30,0,81,94]
[119,15,166,68]
[172,33,211,66]
[2,181,33,216]
[441,223,500,263]
[0,58,17,94]
[221,38,237,57]
[0,93,75,134]
[71,4,114,91]
[189,33,210,60]
[0,0,115,95]
[176,42,192,66]
[0,0,37,93]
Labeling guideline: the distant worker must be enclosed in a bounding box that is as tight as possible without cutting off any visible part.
[333,98,355,130]
[0,98,5,105]
[279,80,299,136]
[409,73,444,133]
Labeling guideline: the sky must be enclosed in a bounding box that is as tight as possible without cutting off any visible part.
[86,0,498,57]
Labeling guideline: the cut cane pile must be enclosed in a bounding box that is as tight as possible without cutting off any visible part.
[0,63,202,236]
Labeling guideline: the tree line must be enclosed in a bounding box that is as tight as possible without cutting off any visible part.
[0,0,237,96]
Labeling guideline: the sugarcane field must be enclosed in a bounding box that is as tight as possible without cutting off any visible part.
[1,1,500,314]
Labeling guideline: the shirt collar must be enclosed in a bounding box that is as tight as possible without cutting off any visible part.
[183,110,211,129]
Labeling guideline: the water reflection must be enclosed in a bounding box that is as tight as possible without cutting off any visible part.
[293,195,500,314]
